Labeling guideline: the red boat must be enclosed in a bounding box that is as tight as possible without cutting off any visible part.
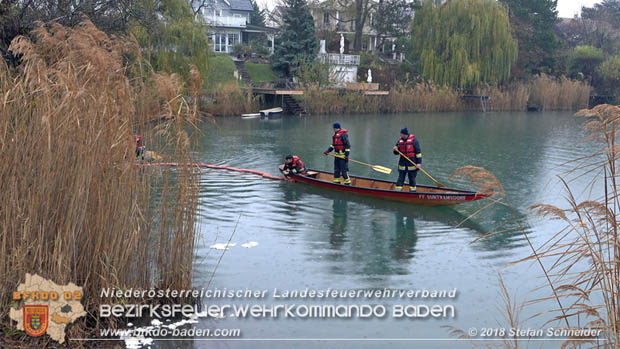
[279,167,490,206]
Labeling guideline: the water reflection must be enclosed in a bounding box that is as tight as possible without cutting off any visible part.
[391,212,417,261]
[329,199,347,248]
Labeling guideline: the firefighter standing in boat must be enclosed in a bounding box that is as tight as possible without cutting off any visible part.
[323,122,351,185]
[393,128,421,192]
[282,154,306,174]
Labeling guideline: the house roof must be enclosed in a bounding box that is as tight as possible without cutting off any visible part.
[229,0,253,11]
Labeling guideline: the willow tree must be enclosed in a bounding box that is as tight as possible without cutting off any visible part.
[410,0,517,89]
[130,0,211,83]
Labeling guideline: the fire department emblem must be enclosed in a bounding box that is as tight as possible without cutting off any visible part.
[23,305,48,336]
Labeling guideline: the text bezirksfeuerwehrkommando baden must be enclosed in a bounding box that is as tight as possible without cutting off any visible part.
[100,287,457,300]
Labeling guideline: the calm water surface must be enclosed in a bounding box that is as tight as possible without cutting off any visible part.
[154,111,599,349]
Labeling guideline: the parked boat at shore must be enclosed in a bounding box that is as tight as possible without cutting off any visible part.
[260,107,283,120]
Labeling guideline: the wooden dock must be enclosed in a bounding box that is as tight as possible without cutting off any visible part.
[250,88,304,95]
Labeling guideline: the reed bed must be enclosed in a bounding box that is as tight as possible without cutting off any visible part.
[303,76,589,115]
[0,19,200,344]
[387,82,462,112]
[482,83,530,111]
[204,81,259,116]
[529,73,591,111]
[305,82,462,114]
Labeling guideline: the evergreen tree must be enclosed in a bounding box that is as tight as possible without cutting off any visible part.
[250,0,266,27]
[500,0,560,77]
[410,0,517,89]
[272,0,317,76]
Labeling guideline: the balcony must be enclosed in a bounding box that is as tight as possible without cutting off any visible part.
[317,53,360,66]
[204,15,247,28]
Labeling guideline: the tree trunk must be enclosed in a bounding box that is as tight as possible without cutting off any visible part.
[353,0,368,53]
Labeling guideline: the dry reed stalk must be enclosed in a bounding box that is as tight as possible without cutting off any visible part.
[0,19,200,343]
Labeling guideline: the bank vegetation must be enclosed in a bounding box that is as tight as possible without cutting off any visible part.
[0,20,200,344]
[302,74,590,115]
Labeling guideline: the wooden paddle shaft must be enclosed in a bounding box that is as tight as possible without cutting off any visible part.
[328,153,371,167]
[395,149,445,187]
[326,153,391,174]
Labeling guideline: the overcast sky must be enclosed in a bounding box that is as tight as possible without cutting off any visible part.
[257,0,603,19]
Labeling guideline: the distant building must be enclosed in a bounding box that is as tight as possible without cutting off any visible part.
[309,2,379,53]
[194,0,276,54]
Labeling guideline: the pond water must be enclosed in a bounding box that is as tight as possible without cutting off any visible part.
[152,111,599,349]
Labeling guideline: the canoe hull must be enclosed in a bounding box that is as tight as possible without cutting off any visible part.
[281,168,489,206]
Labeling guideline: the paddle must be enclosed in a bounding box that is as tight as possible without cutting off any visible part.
[326,153,392,174]
[394,149,445,188]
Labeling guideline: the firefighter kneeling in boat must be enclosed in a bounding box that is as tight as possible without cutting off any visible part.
[282,154,306,175]
[393,128,421,192]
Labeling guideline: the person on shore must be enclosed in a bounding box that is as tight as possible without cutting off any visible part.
[135,135,145,160]
[393,128,421,192]
[324,122,351,185]
[282,154,306,174]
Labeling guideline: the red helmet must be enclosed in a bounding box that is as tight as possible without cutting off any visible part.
[135,135,142,146]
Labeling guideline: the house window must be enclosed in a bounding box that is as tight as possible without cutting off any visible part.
[323,13,329,24]
[214,33,223,52]
[227,33,239,52]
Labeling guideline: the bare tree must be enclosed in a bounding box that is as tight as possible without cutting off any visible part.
[317,0,374,53]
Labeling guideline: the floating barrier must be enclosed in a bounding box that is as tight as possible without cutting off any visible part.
[146,162,286,181]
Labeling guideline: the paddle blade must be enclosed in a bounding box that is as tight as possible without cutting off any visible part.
[372,166,392,174]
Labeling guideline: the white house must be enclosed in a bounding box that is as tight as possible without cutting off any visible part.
[194,0,276,54]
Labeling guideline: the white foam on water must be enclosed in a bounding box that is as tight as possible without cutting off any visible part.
[210,242,237,250]
[241,241,259,248]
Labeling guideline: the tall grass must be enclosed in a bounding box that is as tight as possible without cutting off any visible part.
[304,82,462,114]
[481,83,530,111]
[303,76,589,115]
[0,19,200,343]
[529,74,591,111]
[204,81,258,116]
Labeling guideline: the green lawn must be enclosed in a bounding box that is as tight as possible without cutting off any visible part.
[207,54,237,88]
[245,63,277,84]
